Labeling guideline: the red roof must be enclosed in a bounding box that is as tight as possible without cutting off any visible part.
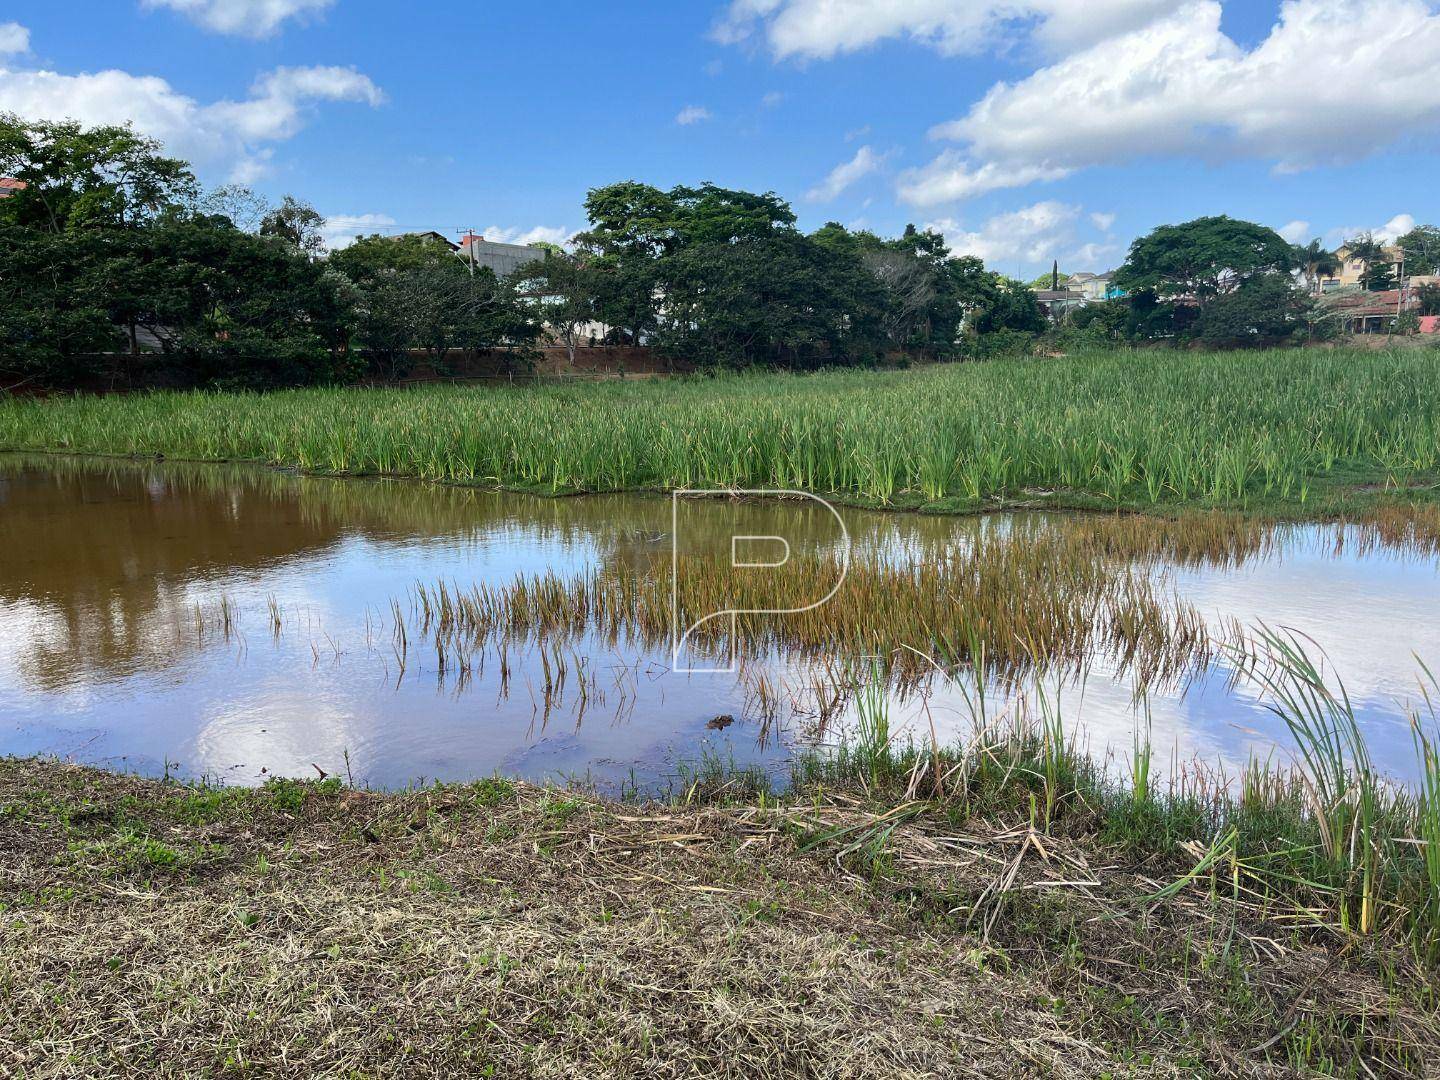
[0,177,26,196]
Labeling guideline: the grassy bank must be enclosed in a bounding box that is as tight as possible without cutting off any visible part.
[6,639,1440,1076]
[3,753,1437,1077]
[4,348,1440,515]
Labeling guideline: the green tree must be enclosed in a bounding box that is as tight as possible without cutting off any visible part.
[0,115,196,234]
[1115,216,1294,306]
[1292,239,1340,296]
[260,195,326,257]
[1195,275,1310,346]
[970,277,1045,335]
[1396,225,1440,276]
[513,250,600,366]
[652,232,885,370]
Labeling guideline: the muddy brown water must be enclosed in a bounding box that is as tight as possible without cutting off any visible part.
[2,453,1438,791]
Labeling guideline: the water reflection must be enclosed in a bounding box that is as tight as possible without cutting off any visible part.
[1,453,1437,791]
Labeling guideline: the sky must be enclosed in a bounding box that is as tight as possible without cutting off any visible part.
[1,0,1437,275]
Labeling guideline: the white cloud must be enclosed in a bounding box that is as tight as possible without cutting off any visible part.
[0,58,383,181]
[143,0,334,39]
[897,154,1071,205]
[926,200,1081,268]
[1090,211,1116,232]
[1067,240,1122,268]
[912,0,1440,205]
[320,213,395,250]
[1278,219,1312,244]
[0,22,29,55]
[761,90,784,108]
[1328,212,1417,247]
[675,105,714,125]
[805,145,884,202]
[712,0,1181,60]
[481,224,574,247]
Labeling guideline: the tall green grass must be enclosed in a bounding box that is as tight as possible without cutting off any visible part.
[4,347,1439,508]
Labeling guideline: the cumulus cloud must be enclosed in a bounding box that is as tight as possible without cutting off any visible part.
[1278,220,1313,244]
[897,154,1071,204]
[908,0,1440,206]
[1328,212,1417,246]
[1090,211,1116,231]
[805,145,885,202]
[1067,240,1123,269]
[926,200,1081,268]
[481,224,574,247]
[0,57,383,181]
[712,0,1181,60]
[143,0,334,39]
[675,105,714,125]
[0,22,29,55]
[320,213,395,250]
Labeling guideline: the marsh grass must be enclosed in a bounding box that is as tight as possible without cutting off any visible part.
[5,348,1440,513]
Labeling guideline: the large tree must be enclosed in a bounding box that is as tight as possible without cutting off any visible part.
[652,232,886,370]
[1114,216,1294,305]
[0,115,197,233]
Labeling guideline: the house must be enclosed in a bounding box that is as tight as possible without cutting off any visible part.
[1320,242,1404,292]
[396,231,459,250]
[0,177,26,199]
[1033,289,1087,320]
[1066,271,1125,301]
[1319,288,1408,334]
[456,233,544,278]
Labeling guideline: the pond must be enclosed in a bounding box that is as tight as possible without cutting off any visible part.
[2,453,1438,792]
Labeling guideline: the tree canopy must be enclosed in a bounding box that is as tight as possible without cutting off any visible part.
[1114,216,1294,304]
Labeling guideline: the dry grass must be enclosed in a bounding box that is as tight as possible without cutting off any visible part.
[3,760,1437,1077]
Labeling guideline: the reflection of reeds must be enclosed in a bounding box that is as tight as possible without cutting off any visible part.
[410,518,1228,690]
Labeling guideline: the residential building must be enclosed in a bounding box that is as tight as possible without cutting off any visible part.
[457,233,543,278]
[1033,289,1087,320]
[1320,242,1404,292]
[1065,271,1125,301]
[0,177,27,198]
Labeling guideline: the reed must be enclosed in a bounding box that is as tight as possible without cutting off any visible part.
[5,348,1440,513]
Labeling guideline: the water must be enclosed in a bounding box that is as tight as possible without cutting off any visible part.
[2,453,1438,791]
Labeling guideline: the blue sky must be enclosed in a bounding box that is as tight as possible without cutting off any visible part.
[2,0,1437,274]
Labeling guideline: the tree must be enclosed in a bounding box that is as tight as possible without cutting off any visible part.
[1416,284,1440,317]
[327,232,458,284]
[1195,275,1309,346]
[0,115,197,234]
[1292,239,1340,296]
[1114,216,1294,306]
[513,250,600,366]
[1397,225,1440,276]
[100,213,357,387]
[970,277,1045,335]
[260,195,326,257]
[652,232,886,370]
